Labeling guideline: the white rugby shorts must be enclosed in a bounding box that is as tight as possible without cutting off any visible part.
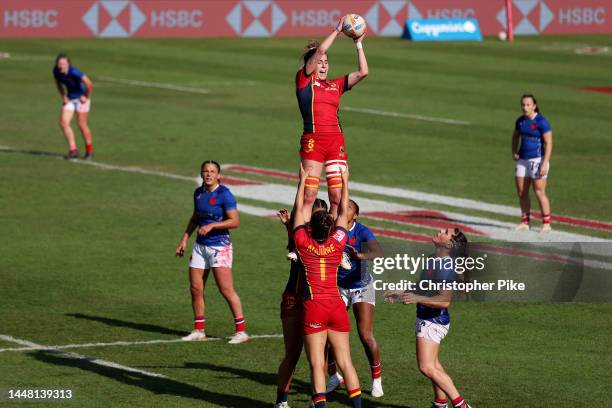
[189,242,233,269]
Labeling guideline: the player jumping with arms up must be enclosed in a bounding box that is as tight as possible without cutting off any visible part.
[296,17,368,220]
[385,228,472,408]
[292,165,362,408]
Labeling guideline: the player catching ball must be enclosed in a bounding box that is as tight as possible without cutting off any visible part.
[295,17,368,220]
[512,94,553,233]
[292,165,362,408]
[175,160,249,344]
[326,199,385,398]
[53,53,94,160]
[385,228,472,408]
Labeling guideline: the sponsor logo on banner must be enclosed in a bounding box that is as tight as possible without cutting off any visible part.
[82,0,146,37]
[404,18,483,41]
[496,0,554,35]
[226,1,286,37]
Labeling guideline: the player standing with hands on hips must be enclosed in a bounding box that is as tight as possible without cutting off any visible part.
[512,94,553,233]
[53,53,94,160]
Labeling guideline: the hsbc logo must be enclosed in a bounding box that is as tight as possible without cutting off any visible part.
[497,0,554,34]
[226,1,287,37]
[364,1,417,36]
[82,0,146,37]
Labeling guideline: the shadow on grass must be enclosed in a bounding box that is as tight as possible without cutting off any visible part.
[66,313,186,337]
[29,351,270,407]
[177,361,409,408]
[0,146,64,158]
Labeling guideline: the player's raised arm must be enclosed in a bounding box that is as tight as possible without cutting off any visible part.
[292,164,309,229]
[335,168,350,229]
[347,34,369,88]
[304,18,344,75]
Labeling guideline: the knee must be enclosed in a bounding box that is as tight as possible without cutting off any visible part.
[190,285,203,297]
[59,120,70,130]
[77,119,88,130]
[304,188,317,206]
[328,190,341,206]
[219,286,236,299]
[359,332,376,349]
[534,188,546,197]
[418,363,437,379]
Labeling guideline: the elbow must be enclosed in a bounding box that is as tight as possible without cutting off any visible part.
[233,219,240,229]
[361,69,369,78]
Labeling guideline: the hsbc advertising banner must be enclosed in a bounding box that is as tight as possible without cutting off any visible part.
[0,0,611,38]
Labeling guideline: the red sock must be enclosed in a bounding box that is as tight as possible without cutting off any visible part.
[327,361,337,376]
[433,398,448,407]
[370,361,382,379]
[194,316,205,330]
[452,396,466,408]
[542,213,551,224]
[234,317,245,332]
[85,143,93,154]
[521,212,530,223]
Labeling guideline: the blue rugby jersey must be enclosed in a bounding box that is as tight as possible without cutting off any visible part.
[337,222,376,289]
[416,256,457,325]
[193,184,237,246]
[516,113,552,159]
[53,66,87,99]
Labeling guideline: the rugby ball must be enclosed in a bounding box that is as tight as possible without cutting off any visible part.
[342,14,366,39]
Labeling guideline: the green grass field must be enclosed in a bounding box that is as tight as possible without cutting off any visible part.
[1,35,611,407]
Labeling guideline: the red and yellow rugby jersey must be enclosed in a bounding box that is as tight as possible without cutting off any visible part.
[295,68,351,134]
[293,225,348,300]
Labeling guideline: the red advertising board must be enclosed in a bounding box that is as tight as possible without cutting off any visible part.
[0,0,610,38]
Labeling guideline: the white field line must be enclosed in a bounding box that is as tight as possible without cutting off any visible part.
[342,106,471,126]
[98,77,211,95]
[0,334,284,353]
[0,334,167,378]
[1,146,607,250]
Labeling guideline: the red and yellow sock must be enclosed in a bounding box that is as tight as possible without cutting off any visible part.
[371,361,382,379]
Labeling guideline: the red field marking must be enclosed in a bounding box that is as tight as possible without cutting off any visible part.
[225,164,310,182]
[226,164,612,233]
[531,213,612,232]
[582,86,612,95]
[220,176,264,186]
[364,210,486,236]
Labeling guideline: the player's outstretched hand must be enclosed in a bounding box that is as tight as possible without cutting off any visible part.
[335,17,345,34]
[340,165,349,182]
[354,32,366,44]
[383,290,402,303]
[277,208,290,225]
[299,163,311,182]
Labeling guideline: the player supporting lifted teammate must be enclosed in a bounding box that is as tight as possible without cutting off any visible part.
[385,228,472,408]
[512,94,553,233]
[274,199,328,408]
[53,53,94,160]
[176,160,249,344]
[296,17,368,220]
[292,165,362,408]
[326,199,385,398]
